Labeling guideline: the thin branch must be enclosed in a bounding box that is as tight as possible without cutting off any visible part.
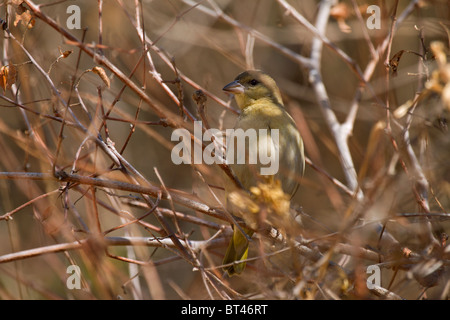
[307,0,362,197]
[0,236,227,264]
[182,0,312,68]
[0,171,227,220]
[0,189,60,221]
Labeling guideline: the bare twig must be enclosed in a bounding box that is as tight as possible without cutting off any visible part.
[0,236,227,264]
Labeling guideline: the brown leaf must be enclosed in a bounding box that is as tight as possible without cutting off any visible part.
[389,50,405,77]
[430,41,447,67]
[0,65,17,92]
[14,4,35,29]
[91,66,110,88]
[331,2,352,33]
[61,50,73,58]
[330,2,351,20]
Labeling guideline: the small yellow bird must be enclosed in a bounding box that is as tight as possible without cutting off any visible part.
[222,70,305,275]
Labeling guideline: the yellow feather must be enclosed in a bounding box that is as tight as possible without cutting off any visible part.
[222,70,305,276]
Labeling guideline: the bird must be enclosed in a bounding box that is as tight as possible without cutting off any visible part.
[221,70,305,276]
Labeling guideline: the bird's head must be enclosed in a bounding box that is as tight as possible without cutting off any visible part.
[223,70,283,110]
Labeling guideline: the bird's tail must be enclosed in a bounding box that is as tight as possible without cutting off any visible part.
[223,226,253,276]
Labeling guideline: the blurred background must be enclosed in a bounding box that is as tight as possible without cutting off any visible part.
[0,0,449,299]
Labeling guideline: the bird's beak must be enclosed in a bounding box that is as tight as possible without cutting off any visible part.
[222,80,245,94]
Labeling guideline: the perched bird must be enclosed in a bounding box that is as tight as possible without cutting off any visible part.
[222,70,305,275]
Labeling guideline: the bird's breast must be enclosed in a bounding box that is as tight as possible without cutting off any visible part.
[228,102,304,197]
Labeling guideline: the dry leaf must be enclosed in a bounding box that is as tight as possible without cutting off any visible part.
[227,179,292,234]
[389,50,406,77]
[250,179,290,220]
[426,42,450,111]
[14,3,35,29]
[330,2,351,20]
[60,49,73,59]
[430,41,447,66]
[394,99,414,118]
[91,66,110,88]
[0,65,17,91]
[330,2,352,33]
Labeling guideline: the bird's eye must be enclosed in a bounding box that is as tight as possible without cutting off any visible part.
[249,79,259,86]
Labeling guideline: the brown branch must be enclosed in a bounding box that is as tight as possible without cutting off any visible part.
[0,171,227,221]
[0,236,227,264]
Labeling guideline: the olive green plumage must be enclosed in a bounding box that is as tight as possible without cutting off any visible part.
[222,70,305,276]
